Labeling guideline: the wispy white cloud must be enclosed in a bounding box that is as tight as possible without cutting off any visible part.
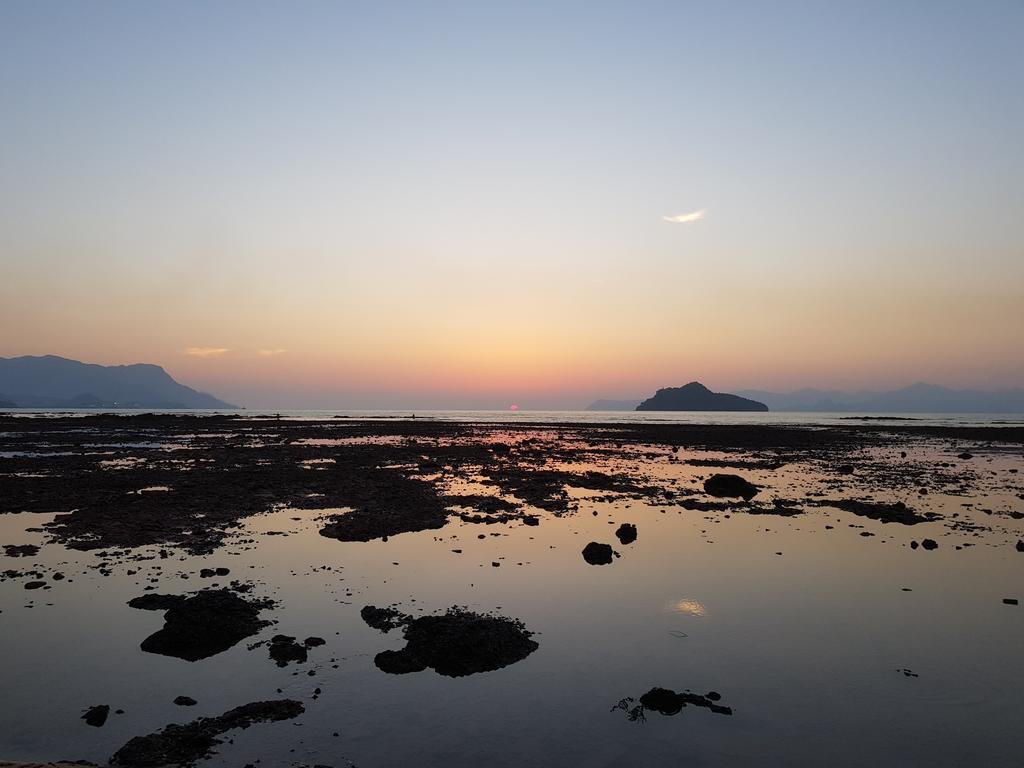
[185,347,230,358]
[662,208,707,224]
[257,348,287,356]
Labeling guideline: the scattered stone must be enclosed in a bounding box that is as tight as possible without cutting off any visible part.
[82,705,110,728]
[703,474,759,501]
[581,542,615,565]
[615,523,637,545]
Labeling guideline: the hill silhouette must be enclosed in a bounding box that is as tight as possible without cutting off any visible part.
[636,383,768,412]
[0,355,236,409]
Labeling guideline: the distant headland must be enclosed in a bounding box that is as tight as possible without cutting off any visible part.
[0,355,236,409]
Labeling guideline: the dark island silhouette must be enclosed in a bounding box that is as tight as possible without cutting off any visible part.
[635,382,768,412]
[0,355,236,409]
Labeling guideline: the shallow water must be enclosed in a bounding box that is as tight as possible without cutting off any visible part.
[0,422,1021,767]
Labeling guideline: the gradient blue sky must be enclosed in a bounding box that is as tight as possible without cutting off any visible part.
[1,1,1022,408]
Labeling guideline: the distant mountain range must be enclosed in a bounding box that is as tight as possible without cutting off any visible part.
[587,381,1024,413]
[734,383,1024,413]
[0,355,236,409]
[635,382,768,412]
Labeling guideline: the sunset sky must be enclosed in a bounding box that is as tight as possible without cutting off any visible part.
[2,1,1022,409]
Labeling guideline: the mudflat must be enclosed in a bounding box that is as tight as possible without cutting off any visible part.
[0,415,1021,767]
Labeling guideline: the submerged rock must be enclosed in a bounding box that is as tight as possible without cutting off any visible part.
[362,605,538,677]
[129,589,273,662]
[582,542,615,565]
[703,474,759,501]
[615,523,637,545]
[109,699,304,767]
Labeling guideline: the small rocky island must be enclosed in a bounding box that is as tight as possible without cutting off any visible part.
[636,382,768,411]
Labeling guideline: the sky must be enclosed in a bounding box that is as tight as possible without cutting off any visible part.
[1,1,1022,409]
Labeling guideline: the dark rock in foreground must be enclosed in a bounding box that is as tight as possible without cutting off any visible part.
[615,523,637,545]
[582,542,615,565]
[636,382,768,412]
[129,589,273,662]
[361,605,538,677]
[109,699,304,767]
[703,473,759,501]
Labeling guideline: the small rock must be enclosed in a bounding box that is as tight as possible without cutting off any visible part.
[615,523,638,545]
[173,696,197,706]
[582,542,614,565]
[83,704,110,727]
[921,539,938,551]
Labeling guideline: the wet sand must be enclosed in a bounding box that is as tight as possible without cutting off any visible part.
[0,415,1021,766]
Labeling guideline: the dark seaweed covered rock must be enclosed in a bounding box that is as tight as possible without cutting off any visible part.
[582,542,615,565]
[615,523,637,545]
[129,589,273,662]
[110,699,304,767]
[362,605,538,677]
[703,474,759,501]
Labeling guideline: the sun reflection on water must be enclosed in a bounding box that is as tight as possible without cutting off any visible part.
[670,598,707,617]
